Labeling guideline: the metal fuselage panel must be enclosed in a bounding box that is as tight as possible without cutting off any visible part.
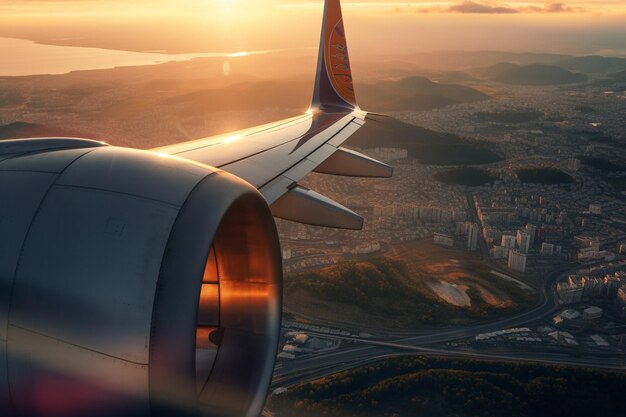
[0,144,283,417]
[0,146,214,416]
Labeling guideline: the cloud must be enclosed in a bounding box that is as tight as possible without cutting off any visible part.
[447,1,583,14]
[448,1,518,14]
[526,2,581,13]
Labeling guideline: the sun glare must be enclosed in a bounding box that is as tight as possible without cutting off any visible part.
[216,0,236,11]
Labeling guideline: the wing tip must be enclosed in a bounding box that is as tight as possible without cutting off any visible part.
[312,0,358,113]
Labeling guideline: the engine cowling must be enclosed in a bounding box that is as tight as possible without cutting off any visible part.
[0,143,283,417]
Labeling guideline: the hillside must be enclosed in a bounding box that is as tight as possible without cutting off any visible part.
[101,75,489,118]
[517,168,575,185]
[358,76,489,112]
[285,250,534,328]
[610,69,626,81]
[0,121,89,140]
[272,356,626,417]
[346,115,502,166]
[475,62,519,78]
[558,56,626,74]
[480,63,588,85]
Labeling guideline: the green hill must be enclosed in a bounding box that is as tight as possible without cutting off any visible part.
[579,156,626,173]
[480,63,588,85]
[359,76,489,112]
[0,121,89,140]
[346,115,502,166]
[558,55,626,74]
[610,69,626,81]
[476,62,519,78]
[152,75,489,117]
[286,254,531,328]
[272,356,626,417]
[517,168,575,185]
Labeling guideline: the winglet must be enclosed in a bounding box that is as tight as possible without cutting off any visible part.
[312,0,357,112]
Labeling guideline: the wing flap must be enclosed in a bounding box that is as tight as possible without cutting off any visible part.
[314,147,393,178]
[271,185,363,230]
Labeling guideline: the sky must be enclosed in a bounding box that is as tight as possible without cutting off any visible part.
[0,1,625,56]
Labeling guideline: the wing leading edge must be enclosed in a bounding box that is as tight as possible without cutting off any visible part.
[154,0,392,230]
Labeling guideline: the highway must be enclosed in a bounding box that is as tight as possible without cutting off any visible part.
[272,263,626,389]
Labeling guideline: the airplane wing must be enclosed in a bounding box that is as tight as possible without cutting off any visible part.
[153,0,392,230]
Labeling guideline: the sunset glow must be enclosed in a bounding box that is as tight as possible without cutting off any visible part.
[0,1,623,58]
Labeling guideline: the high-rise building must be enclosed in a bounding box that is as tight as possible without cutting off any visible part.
[516,230,531,253]
[434,233,454,247]
[541,243,555,256]
[490,245,509,259]
[508,250,527,273]
[582,306,603,320]
[556,281,583,304]
[525,224,537,246]
[501,234,516,249]
[467,223,479,251]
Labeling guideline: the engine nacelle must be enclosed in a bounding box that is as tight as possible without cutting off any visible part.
[0,143,282,417]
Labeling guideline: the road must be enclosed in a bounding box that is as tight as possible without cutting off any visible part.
[272,263,625,389]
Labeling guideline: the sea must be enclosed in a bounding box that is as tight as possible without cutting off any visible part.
[0,37,265,76]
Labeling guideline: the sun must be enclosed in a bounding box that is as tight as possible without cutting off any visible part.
[216,0,236,11]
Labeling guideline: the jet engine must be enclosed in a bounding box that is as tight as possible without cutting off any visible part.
[0,139,282,417]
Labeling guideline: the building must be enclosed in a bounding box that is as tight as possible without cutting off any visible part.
[548,331,578,346]
[467,223,479,251]
[557,281,583,304]
[615,288,626,319]
[490,245,510,259]
[553,309,580,324]
[541,243,555,256]
[582,306,603,320]
[589,204,602,215]
[525,224,537,245]
[501,234,516,249]
[282,344,303,353]
[578,249,616,262]
[353,242,381,254]
[434,233,454,247]
[589,334,609,348]
[567,158,581,171]
[516,230,531,253]
[277,352,296,360]
[293,333,309,345]
[560,309,581,320]
[508,250,527,273]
